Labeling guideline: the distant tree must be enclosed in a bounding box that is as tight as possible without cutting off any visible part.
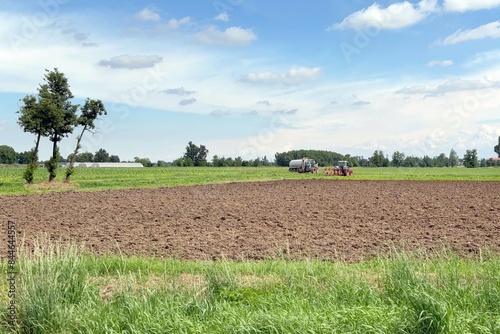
[157,160,168,167]
[369,150,386,167]
[41,69,79,182]
[463,149,478,168]
[17,151,31,164]
[212,155,223,167]
[0,145,17,164]
[252,157,262,167]
[448,149,459,167]
[391,151,405,167]
[183,141,208,166]
[134,157,153,167]
[94,148,110,162]
[172,158,185,166]
[109,155,120,163]
[65,98,106,182]
[68,152,94,162]
[494,136,500,158]
[434,153,449,167]
[234,156,243,167]
[402,156,420,167]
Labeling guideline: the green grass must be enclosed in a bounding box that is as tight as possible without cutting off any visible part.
[1,242,499,333]
[0,166,499,195]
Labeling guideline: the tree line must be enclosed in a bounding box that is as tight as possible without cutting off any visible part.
[274,147,500,168]
[171,141,273,167]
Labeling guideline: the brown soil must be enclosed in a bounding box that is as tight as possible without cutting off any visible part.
[2,180,500,261]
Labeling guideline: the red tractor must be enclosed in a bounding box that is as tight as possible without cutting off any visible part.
[323,161,353,176]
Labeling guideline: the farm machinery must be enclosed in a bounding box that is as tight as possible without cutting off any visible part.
[288,158,318,173]
[323,161,353,176]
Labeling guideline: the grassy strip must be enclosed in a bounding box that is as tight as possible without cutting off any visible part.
[1,242,499,333]
[0,166,499,195]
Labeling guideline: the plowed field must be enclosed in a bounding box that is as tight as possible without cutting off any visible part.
[2,180,499,261]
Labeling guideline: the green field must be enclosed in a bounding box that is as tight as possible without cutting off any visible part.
[0,166,499,195]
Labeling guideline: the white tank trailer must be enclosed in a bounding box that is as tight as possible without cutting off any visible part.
[288,158,318,173]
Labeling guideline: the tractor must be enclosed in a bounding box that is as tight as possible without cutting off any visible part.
[288,158,318,173]
[323,160,353,176]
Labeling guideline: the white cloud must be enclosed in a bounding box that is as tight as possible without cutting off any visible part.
[161,16,191,30]
[352,100,371,106]
[241,66,321,85]
[465,49,500,67]
[98,54,163,69]
[395,78,500,96]
[134,8,161,22]
[443,0,500,12]
[440,21,500,45]
[82,42,99,48]
[179,98,197,105]
[210,109,231,116]
[427,60,453,67]
[331,0,437,30]
[162,87,195,96]
[214,12,229,22]
[193,26,257,46]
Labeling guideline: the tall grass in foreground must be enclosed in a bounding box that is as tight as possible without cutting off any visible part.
[1,242,499,333]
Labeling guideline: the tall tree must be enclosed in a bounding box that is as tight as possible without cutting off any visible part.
[65,99,106,182]
[17,94,52,183]
[369,150,386,167]
[391,151,405,167]
[39,69,78,182]
[449,149,459,167]
[463,149,478,168]
[183,141,208,166]
[494,136,500,158]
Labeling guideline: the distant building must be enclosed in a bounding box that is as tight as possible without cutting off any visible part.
[65,162,144,168]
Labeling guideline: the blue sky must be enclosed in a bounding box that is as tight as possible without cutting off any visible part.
[1,0,499,162]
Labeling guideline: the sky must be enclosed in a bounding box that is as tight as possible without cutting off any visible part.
[0,0,499,162]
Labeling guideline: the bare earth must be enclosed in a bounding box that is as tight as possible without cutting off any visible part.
[1,180,499,261]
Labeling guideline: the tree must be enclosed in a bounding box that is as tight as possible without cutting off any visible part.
[17,94,52,183]
[94,148,110,162]
[369,150,386,167]
[109,155,120,163]
[183,141,208,166]
[0,145,17,164]
[76,152,94,162]
[463,149,478,168]
[494,136,500,158]
[134,157,153,167]
[17,151,31,164]
[448,149,459,167]
[65,98,106,182]
[434,153,449,167]
[391,151,405,167]
[38,69,79,182]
